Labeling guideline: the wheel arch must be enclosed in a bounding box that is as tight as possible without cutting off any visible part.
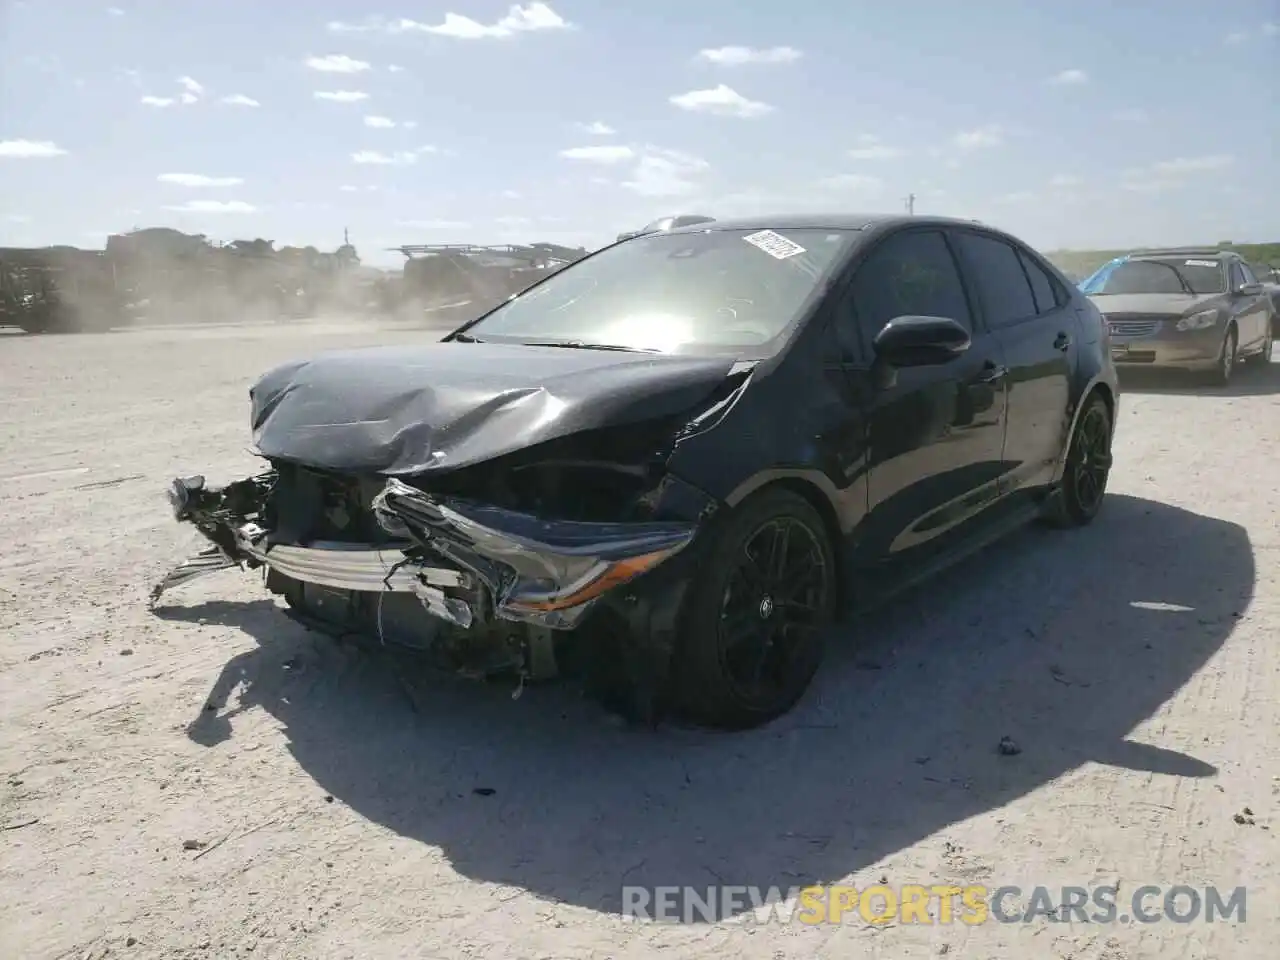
[1053,378,1117,482]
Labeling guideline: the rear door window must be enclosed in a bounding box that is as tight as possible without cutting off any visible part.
[953,232,1038,329]
[1017,249,1062,314]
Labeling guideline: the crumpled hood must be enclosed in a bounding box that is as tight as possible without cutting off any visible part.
[248,341,741,475]
[1087,292,1222,316]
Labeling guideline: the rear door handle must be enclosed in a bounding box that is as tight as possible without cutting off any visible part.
[976,361,1008,384]
[1053,332,1071,351]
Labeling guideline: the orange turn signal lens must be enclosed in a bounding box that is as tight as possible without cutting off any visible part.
[508,549,676,613]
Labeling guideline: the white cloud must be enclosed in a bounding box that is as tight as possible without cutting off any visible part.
[818,173,884,193]
[1048,174,1081,188]
[847,135,905,161]
[1225,31,1248,44]
[157,173,244,187]
[1151,154,1234,174]
[364,115,397,128]
[5,213,33,223]
[1264,22,1278,37]
[1119,155,1233,195]
[164,200,257,214]
[1121,179,1179,195]
[669,84,773,118]
[403,120,419,129]
[953,125,1004,150]
[621,146,710,197]
[576,120,615,136]
[315,90,369,102]
[107,6,124,15]
[1048,68,1088,86]
[0,139,68,158]
[388,64,405,73]
[327,17,386,33]
[559,144,635,163]
[339,185,378,193]
[697,45,802,65]
[393,3,570,39]
[500,189,522,199]
[306,54,371,73]
[220,94,260,107]
[140,95,176,107]
[352,150,420,165]
[178,76,204,96]
[180,92,198,105]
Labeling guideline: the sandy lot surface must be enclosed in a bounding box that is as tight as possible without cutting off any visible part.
[1,321,1276,960]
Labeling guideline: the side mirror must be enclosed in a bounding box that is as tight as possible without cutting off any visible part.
[872,315,971,367]
[1234,281,1263,297]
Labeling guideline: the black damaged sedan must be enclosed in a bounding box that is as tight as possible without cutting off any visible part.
[154,214,1120,729]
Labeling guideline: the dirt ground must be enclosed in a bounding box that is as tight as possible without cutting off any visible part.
[1,321,1276,960]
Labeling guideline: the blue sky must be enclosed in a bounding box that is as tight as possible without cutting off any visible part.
[1,0,1277,267]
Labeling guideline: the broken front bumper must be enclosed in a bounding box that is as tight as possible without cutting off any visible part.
[152,473,699,632]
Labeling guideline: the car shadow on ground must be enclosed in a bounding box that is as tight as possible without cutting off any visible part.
[154,493,1253,921]
[1118,351,1278,397]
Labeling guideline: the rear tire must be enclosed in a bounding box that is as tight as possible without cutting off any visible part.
[1250,324,1273,365]
[674,488,837,730]
[1041,393,1113,529]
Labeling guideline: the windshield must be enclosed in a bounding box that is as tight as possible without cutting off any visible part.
[1082,257,1226,296]
[457,228,856,356]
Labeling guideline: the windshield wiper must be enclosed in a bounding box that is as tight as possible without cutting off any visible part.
[450,332,485,342]
[520,340,660,353]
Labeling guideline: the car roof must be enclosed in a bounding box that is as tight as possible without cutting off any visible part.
[662,212,992,235]
[1127,248,1239,261]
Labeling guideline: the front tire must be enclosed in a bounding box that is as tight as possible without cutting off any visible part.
[1042,393,1113,528]
[675,488,837,730]
[1208,325,1237,385]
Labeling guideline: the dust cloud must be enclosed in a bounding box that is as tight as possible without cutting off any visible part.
[0,228,588,334]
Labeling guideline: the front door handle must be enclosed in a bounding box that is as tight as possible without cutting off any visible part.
[1053,331,1071,351]
[976,361,1008,384]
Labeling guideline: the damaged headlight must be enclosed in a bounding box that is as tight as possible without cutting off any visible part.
[372,478,696,625]
[502,549,681,615]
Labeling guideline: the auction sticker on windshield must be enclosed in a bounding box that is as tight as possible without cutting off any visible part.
[1185,260,1219,267]
[743,230,807,260]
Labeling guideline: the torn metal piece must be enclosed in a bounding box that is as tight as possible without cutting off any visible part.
[150,546,239,606]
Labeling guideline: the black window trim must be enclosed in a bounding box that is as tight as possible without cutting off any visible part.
[1016,244,1072,310]
[950,226,1066,330]
[826,224,985,363]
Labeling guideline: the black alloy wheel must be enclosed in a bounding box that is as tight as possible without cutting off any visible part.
[1042,393,1113,528]
[677,489,837,729]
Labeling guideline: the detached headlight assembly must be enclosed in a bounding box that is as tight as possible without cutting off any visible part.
[1176,309,1220,332]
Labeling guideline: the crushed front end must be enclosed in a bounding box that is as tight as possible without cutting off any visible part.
[151,441,721,717]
